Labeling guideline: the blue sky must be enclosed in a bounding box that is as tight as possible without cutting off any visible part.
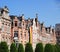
[0,0,60,27]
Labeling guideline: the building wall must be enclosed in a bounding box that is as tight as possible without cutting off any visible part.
[39,24,56,45]
[29,18,56,49]
[55,24,60,45]
[0,6,11,48]
[10,15,29,47]
[0,6,56,49]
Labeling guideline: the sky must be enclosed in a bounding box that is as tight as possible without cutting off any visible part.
[0,0,60,27]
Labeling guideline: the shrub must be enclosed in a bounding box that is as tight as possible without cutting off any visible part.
[55,44,60,52]
[18,43,24,52]
[35,43,44,52]
[44,43,54,52]
[0,42,9,52]
[25,43,33,52]
[10,43,17,52]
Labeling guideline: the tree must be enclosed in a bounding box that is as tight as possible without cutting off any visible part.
[35,43,44,52]
[44,43,54,52]
[10,43,17,52]
[18,43,24,52]
[25,43,33,52]
[0,42,9,52]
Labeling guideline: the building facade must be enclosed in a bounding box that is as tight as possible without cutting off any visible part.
[0,6,56,49]
[55,24,60,45]
[0,6,11,48]
[10,15,29,47]
[29,18,56,49]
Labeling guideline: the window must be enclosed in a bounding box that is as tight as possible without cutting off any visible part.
[3,37,4,39]
[23,22,24,26]
[2,25,4,32]
[19,22,21,27]
[6,23,7,25]
[21,33,22,38]
[7,26,10,34]
[2,23,4,25]
[9,38,10,39]
[15,21,17,26]
[23,23,24,25]
[14,31,18,37]
[25,33,26,39]
[1,10,3,14]
[8,23,10,26]
[58,32,60,35]
[57,28,59,31]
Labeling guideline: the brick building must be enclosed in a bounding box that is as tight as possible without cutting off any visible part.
[0,6,56,49]
[29,18,56,49]
[55,24,60,45]
[0,6,11,48]
[10,15,29,47]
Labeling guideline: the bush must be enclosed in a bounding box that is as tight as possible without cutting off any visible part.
[0,42,9,52]
[55,44,60,52]
[35,43,44,52]
[53,45,57,52]
[10,43,17,52]
[18,43,24,52]
[25,43,33,52]
[44,43,54,52]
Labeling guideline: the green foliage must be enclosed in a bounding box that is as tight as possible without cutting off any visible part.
[18,43,24,52]
[53,45,58,52]
[35,43,44,52]
[44,43,54,52]
[55,44,60,52]
[1,41,60,52]
[25,43,33,52]
[10,43,17,52]
[0,42,9,52]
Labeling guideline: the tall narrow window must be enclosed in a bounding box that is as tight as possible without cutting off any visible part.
[21,32,22,39]
[14,31,18,37]
[58,32,60,35]
[19,22,21,27]
[25,33,26,39]
[15,21,17,26]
